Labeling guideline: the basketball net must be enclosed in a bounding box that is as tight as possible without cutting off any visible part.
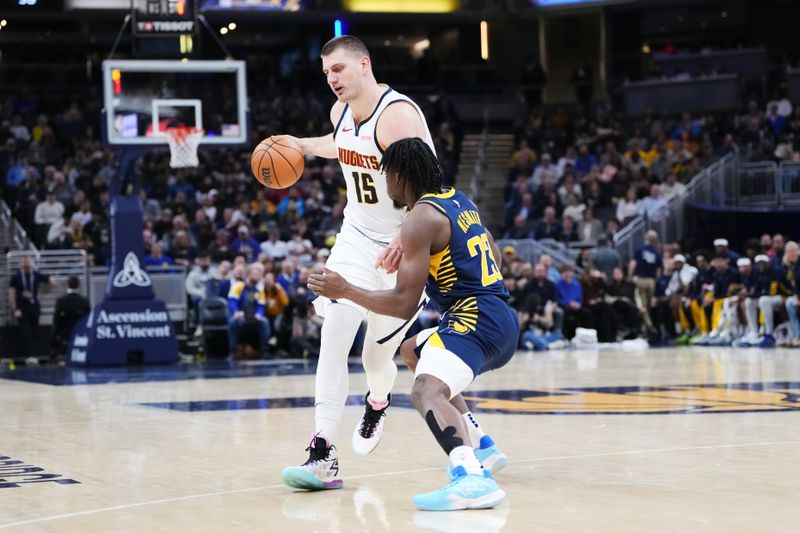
[165,127,204,168]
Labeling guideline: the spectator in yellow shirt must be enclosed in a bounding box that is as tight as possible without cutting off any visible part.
[263,271,289,321]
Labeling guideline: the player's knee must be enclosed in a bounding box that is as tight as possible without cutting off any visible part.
[399,336,418,371]
[410,379,430,410]
[410,374,449,409]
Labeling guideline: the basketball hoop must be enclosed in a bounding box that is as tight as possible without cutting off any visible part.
[165,127,204,168]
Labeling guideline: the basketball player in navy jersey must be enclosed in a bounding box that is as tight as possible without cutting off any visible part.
[309,138,518,510]
[280,36,505,491]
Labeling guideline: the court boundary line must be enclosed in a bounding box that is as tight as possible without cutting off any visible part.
[2,439,799,529]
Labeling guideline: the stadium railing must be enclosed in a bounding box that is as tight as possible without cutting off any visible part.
[497,238,583,274]
[683,157,800,209]
[0,200,33,251]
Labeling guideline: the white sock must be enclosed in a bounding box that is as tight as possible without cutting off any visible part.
[462,411,487,449]
[314,303,364,444]
[449,445,484,476]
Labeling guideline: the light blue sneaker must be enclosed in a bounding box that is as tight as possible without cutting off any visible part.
[413,466,505,511]
[474,435,508,473]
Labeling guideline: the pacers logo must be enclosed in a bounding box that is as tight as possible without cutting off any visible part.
[461,382,800,415]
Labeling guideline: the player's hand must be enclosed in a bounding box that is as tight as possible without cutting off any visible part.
[308,268,350,299]
[13,309,21,318]
[375,244,403,274]
[233,311,244,321]
[278,135,305,155]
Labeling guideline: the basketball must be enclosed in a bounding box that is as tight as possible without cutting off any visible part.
[251,135,304,189]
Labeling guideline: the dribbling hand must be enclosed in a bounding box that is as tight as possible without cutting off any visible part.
[280,134,305,154]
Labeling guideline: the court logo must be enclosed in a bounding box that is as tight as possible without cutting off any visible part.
[137,382,800,415]
[0,455,79,489]
[112,252,152,288]
[459,383,800,415]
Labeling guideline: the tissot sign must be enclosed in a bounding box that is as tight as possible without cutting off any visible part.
[132,0,198,37]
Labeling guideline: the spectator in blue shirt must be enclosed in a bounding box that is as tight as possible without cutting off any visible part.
[629,230,662,332]
[766,104,786,137]
[556,263,592,339]
[145,242,174,268]
[231,225,260,262]
[228,262,270,356]
[277,258,300,294]
[217,262,244,300]
[574,143,597,176]
[277,188,305,218]
[6,157,40,190]
[168,174,196,200]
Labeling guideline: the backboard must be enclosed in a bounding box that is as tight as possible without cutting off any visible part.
[102,59,248,146]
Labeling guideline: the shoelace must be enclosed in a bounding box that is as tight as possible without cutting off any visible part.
[359,404,386,438]
[302,444,331,466]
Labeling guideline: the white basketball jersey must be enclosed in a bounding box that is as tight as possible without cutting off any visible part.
[333,86,436,243]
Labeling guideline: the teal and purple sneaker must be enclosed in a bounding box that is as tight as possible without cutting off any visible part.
[282,435,343,491]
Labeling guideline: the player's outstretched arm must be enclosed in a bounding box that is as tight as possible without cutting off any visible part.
[308,207,437,319]
[278,101,346,160]
[283,133,336,159]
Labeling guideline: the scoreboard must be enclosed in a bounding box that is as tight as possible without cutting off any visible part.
[200,0,301,9]
[132,0,198,36]
[530,0,636,6]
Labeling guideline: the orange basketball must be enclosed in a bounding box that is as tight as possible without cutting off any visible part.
[251,135,304,189]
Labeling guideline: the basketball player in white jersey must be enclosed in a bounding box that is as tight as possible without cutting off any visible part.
[280,36,500,491]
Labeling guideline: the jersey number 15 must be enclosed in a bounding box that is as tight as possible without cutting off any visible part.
[467,233,503,287]
[351,172,378,204]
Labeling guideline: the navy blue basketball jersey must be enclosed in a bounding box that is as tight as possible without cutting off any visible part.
[415,188,509,309]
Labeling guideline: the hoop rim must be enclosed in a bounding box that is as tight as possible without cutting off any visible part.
[164,126,205,144]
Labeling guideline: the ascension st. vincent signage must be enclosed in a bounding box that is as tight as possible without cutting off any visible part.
[69,196,178,366]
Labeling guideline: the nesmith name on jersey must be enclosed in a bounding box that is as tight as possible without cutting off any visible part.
[338,147,380,171]
[456,209,482,233]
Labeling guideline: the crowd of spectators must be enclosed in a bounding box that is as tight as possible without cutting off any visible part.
[499,230,800,350]
[502,94,800,247]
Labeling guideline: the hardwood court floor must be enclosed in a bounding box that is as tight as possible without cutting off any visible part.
[1,347,800,532]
